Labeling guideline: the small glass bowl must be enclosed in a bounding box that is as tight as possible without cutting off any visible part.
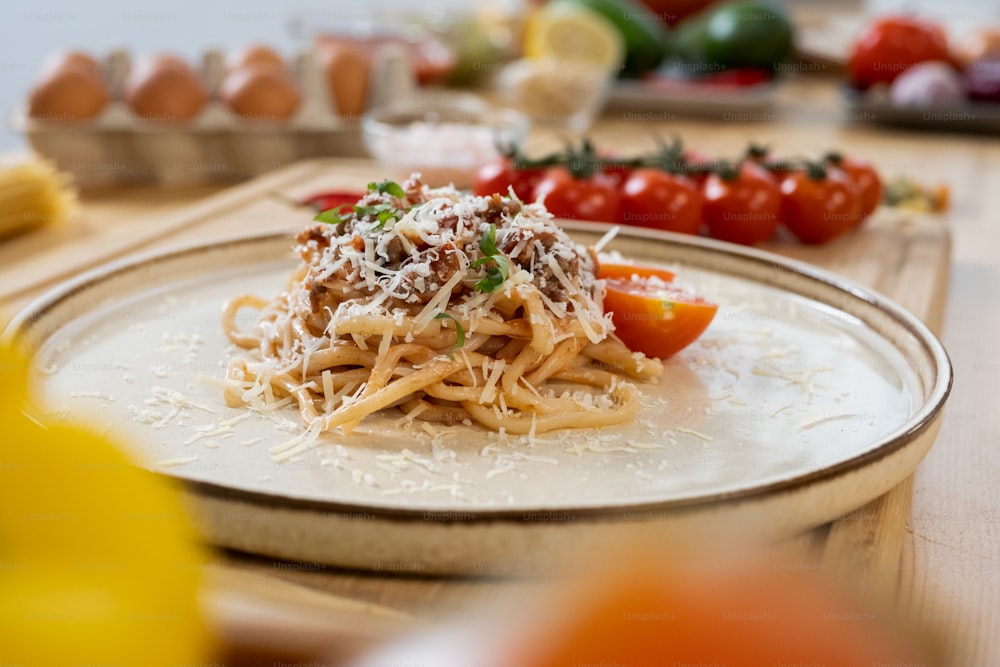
[497,58,614,134]
[361,92,529,188]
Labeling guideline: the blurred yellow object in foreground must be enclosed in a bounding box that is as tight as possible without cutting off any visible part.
[0,339,212,666]
[0,158,76,237]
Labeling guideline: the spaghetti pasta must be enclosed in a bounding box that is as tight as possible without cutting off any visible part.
[0,158,76,237]
[222,175,662,451]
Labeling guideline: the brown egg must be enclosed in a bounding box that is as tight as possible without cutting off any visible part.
[316,40,370,118]
[28,53,109,121]
[126,54,207,122]
[221,66,301,121]
[39,50,102,78]
[226,45,285,72]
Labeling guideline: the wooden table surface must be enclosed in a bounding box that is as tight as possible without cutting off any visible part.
[3,77,999,666]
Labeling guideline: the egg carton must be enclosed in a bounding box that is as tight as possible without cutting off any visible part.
[10,47,414,187]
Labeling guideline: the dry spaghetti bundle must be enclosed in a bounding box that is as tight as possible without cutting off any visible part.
[222,175,661,455]
[0,158,76,237]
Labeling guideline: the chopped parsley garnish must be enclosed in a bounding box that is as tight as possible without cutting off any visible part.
[434,313,466,356]
[354,204,398,229]
[471,224,511,293]
[473,256,511,293]
[478,223,500,256]
[315,180,405,227]
[314,203,396,228]
[313,204,351,224]
[367,179,406,199]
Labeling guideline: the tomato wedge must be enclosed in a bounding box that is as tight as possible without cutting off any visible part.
[598,264,717,359]
[597,262,676,283]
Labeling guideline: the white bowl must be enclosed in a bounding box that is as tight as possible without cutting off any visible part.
[361,92,529,188]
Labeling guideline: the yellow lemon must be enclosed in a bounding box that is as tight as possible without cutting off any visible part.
[524,5,625,71]
[0,339,213,666]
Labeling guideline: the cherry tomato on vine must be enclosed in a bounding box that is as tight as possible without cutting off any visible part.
[532,168,620,222]
[702,162,781,245]
[619,169,703,235]
[825,154,882,220]
[598,152,633,188]
[848,16,950,89]
[780,166,862,244]
[744,143,774,165]
[598,264,718,359]
[474,157,546,200]
[744,146,801,183]
[680,148,715,184]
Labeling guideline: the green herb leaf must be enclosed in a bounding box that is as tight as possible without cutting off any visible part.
[479,223,499,257]
[353,203,399,229]
[434,313,466,354]
[472,224,511,293]
[313,204,351,224]
[316,199,399,227]
[368,179,406,199]
[474,255,511,293]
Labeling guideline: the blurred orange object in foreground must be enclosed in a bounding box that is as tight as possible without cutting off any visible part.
[0,339,212,666]
[508,551,935,667]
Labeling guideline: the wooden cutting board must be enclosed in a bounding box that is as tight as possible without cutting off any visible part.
[0,157,952,659]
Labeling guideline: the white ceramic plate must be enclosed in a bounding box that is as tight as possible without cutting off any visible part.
[6,225,951,574]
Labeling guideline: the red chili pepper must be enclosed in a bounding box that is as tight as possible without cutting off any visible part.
[300,191,364,212]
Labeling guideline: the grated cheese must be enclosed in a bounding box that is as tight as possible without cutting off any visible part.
[770,403,793,417]
[374,448,436,472]
[677,427,713,442]
[799,413,857,432]
[69,391,114,401]
[155,456,199,467]
[479,358,506,404]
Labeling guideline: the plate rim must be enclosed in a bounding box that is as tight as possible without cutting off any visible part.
[4,223,953,523]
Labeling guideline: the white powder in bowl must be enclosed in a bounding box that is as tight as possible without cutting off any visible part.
[374,121,506,188]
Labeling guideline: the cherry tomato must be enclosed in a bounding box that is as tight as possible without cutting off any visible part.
[680,148,715,184]
[598,151,633,188]
[301,190,364,212]
[702,162,781,245]
[597,262,675,283]
[619,169,703,235]
[826,154,882,220]
[848,16,951,89]
[598,265,717,359]
[602,162,633,189]
[473,157,545,201]
[532,168,620,223]
[780,166,862,244]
